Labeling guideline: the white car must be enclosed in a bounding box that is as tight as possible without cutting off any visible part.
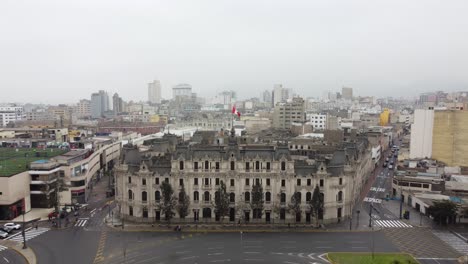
[0,231,8,239]
[4,223,21,230]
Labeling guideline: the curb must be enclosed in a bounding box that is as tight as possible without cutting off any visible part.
[8,246,31,264]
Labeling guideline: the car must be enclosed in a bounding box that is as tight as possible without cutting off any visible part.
[4,223,21,230]
[0,231,8,239]
[0,226,13,233]
[388,165,393,169]
[385,158,389,162]
[383,162,387,167]
[390,160,394,165]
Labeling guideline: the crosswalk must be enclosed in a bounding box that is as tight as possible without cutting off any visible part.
[432,230,468,255]
[75,218,89,227]
[374,220,412,228]
[0,245,7,252]
[5,227,49,242]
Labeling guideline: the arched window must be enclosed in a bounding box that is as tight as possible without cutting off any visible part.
[204,191,210,202]
[128,190,133,201]
[230,193,235,203]
[245,192,250,202]
[265,192,271,202]
[142,191,147,202]
[337,191,343,202]
[155,191,161,202]
[306,192,312,202]
[194,191,199,201]
[280,193,286,203]
[281,161,286,171]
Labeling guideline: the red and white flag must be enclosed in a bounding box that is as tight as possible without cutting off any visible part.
[231,106,241,117]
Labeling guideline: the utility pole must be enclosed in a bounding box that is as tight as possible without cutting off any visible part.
[22,210,27,249]
[399,190,403,219]
[369,202,373,228]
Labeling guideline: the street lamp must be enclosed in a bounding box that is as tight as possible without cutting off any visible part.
[22,210,27,249]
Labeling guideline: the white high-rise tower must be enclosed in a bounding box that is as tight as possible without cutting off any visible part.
[148,80,162,104]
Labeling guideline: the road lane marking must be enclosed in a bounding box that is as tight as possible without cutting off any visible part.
[3,257,9,263]
[210,259,231,262]
[208,253,224,256]
[176,251,191,254]
[180,256,199,260]
[244,252,260,254]
[244,259,263,261]
[284,261,299,264]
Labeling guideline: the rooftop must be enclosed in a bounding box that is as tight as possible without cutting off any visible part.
[0,148,68,177]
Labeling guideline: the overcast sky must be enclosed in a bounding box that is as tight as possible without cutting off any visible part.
[1,0,468,104]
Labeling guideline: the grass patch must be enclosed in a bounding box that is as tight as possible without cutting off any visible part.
[0,148,68,176]
[327,252,419,264]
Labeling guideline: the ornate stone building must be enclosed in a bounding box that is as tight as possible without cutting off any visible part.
[115,130,373,224]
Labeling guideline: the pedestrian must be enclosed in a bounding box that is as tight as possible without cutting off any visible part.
[35,224,38,230]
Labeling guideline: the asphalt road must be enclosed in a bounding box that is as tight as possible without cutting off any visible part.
[0,248,28,264]
[417,258,459,264]
[102,231,399,264]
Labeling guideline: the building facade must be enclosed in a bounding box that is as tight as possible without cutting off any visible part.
[76,99,91,118]
[91,90,109,119]
[115,132,372,225]
[173,83,192,99]
[148,80,162,104]
[273,97,306,129]
[0,106,24,127]
[410,109,434,159]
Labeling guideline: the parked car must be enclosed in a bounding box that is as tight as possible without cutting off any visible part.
[388,165,393,169]
[0,231,8,239]
[4,223,21,230]
[0,226,13,233]
[383,162,387,167]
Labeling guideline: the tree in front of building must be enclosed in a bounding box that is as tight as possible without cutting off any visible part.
[427,200,458,225]
[309,185,324,227]
[159,181,176,222]
[214,181,230,221]
[251,184,264,220]
[177,183,190,220]
[289,191,302,222]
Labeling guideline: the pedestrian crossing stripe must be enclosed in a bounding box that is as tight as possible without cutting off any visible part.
[5,227,49,242]
[0,245,7,252]
[75,218,89,227]
[374,220,412,228]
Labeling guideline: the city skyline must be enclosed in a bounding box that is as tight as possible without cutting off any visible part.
[2,0,468,104]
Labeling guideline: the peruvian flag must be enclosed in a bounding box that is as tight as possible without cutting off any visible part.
[231,106,241,117]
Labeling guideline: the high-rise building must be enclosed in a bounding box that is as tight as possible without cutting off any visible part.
[432,110,468,166]
[0,106,24,127]
[148,80,162,104]
[272,97,306,129]
[76,99,91,118]
[262,90,272,104]
[91,90,109,119]
[273,84,292,106]
[342,87,353,100]
[409,109,434,159]
[173,83,192,99]
[113,93,123,114]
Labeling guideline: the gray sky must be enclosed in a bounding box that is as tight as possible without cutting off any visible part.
[1,0,468,104]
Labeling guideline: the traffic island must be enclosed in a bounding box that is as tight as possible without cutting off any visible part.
[327,252,419,264]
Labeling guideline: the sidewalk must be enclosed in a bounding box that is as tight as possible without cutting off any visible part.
[381,199,434,227]
[2,240,37,264]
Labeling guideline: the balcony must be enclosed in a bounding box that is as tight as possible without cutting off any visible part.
[152,184,160,189]
[331,183,347,189]
[202,185,212,190]
[127,183,136,188]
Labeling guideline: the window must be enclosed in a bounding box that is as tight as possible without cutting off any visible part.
[194,191,199,201]
[296,192,302,203]
[281,179,285,187]
[194,178,198,185]
[281,161,286,171]
[255,161,260,170]
[306,192,312,202]
[205,161,209,170]
[337,191,343,202]
[128,190,133,200]
[179,161,184,170]
[266,162,270,171]
[142,207,148,218]
[266,192,271,202]
[230,193,235,203]
[179,179,184,186]
[155,191,161,201]
[129,206,133,216]
[194,162,198,170]
[204,191,210,202]
[215,162,220,170]
[231,161,235,170]
[215,178,220,185]
[266,178,270,186]
[422,184,429,189]
[280,193,286,203]
[245,162,250,171]
[142,191,147,202]
[165,178,169,183]
[307,179,311,186]
[155,177,160,185]
[128,176,132,183]
[142,178,146,186]
[320,179,324,187]
[255,178,260,186]
[339,178,343,185]
[245,178,250,186]
[297,179,301,186]
[245,192,250,202]
[204,178,209,185]
[230,179,235,186]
